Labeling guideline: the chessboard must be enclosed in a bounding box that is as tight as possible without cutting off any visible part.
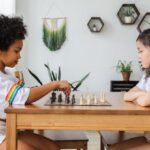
[45,92,111,106]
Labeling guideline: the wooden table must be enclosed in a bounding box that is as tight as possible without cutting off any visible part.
[5,92,150,150]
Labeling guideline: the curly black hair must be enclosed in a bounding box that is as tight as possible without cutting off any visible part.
[0,15,27,51]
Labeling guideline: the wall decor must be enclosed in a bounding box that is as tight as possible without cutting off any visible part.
[137,12,150,33]
[43,17,66,51]
[117,4,140,25]
[87,17,104,33]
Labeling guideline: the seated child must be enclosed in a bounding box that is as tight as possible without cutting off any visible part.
[109,29,150,150]
[0,14,71,150]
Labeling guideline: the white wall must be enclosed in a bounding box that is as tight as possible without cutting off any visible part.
[0,0,15,15]
[15,0,149,91]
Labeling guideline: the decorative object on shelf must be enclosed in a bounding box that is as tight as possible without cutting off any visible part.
[117,4,140,25]
[137,12,150,33]
[43,17,66,51]
[87,17,104,32]
[116,60,133,81]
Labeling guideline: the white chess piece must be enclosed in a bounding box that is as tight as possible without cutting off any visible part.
[87,95,91,105]
[102,92,105,103]
[80,95,83,105]
[94,95,97,104]
[100,92,105,103]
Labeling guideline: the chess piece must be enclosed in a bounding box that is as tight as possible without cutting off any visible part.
[65,96,70,104]
[50,92,56,103]
[94,95,97,104]
[58,93,62,103]
[80,95,83,105]
[87,95,91,105]
[100,92,105,103]
[71,94,76,104]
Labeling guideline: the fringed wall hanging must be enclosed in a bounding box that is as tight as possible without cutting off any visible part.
[43,17,66,51]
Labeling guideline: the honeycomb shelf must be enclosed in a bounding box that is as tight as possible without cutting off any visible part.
[87,17,104,33]
[137,12,150,33]
[117,4,140,25]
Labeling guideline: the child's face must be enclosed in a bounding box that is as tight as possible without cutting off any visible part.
[0,40,23,68]
[137,40,150,68]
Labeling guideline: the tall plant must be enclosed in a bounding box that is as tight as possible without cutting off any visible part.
[44,64,90,91]
[28,65,90,91]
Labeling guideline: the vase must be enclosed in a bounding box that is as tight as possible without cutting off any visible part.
[124,16,133,23]
[121,72,131,81]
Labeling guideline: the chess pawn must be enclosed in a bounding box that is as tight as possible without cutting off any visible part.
[94,95,97,104]
[87,95,91,105]
[50,91,56,103]
[58,93,62,103]
[65,96,70,104]
[71,94,76,104]
[80,95,83,105]
[99,92,105,103]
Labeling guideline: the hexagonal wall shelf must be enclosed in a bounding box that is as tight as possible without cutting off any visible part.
[137,12,150,33]
[117,4,140,25]
[87,17,104,33]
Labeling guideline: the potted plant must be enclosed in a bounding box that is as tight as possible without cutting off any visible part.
[121,6,135,23]
[28,64,90,92]
[116,60,132,81]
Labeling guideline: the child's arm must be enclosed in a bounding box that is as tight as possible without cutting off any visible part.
[26,80,70,104]
[123,86,146,102]
[136,92,150,106]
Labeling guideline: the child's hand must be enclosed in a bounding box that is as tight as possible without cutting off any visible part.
[58,80,71,96]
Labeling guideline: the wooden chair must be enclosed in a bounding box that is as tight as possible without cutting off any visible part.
[100,131,144,150]
[100,81,142,150]
[55,140,88,150]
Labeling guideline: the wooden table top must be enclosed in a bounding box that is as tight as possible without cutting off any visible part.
[5,92,150,115]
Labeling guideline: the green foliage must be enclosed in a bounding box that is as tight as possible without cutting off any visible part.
[44,63,90,91]
[120,5,135,21]
[116,60,133,73]
[28,64,90,91]
[28,69,43,85]
[43,19,66,51]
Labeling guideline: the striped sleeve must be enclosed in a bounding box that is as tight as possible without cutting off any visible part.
[5,80,25,104]
[0,78,30,105]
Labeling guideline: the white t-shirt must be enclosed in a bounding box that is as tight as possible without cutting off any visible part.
[137,74,150,142]
[137,74,150,91]
[0,69,30,144]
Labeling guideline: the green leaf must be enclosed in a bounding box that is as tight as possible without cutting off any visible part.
[73,73,90,91]
[28,69,43,85]
[51,71,57,81]
[44,64,54,81]
[58,66,61,80]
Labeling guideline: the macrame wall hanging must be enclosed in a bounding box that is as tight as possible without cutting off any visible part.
[43,3,66,51]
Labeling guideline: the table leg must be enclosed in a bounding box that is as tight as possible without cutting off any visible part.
[6,114,17,150]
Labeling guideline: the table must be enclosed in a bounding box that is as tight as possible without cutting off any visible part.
[5,92,150,150]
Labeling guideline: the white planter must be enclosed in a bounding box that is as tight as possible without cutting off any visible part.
[124,16,133,23]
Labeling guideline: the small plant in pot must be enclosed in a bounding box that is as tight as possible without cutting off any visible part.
[116,60,133,81]
[121,6,135,23]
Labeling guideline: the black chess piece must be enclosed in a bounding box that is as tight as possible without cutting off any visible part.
[58,93,62,103]
[71,94,76,105]
[50,92,56,103]
[65,96,70,104]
